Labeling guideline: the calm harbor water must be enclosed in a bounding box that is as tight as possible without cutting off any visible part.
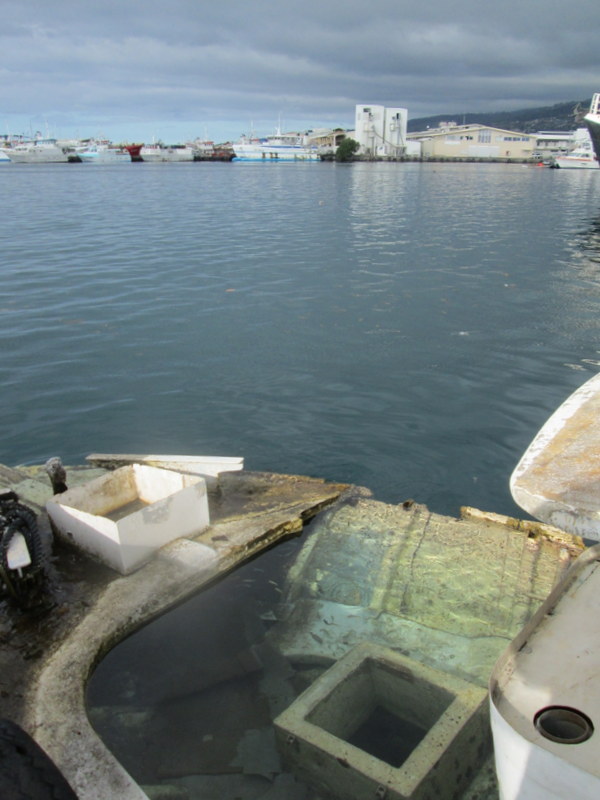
[4,159,600,797]
[2,160,600,517]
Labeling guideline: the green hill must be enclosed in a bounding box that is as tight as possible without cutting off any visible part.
[407,99,591,134]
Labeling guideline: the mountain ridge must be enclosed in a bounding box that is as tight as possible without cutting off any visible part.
[407,99,591,134]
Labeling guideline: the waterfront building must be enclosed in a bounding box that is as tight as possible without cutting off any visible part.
[305,128,347,153]
[305,128,346,147]
[354,105,409,158]
[407,122,537,160]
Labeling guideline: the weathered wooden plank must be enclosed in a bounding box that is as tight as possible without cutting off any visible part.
[86,453,243,477]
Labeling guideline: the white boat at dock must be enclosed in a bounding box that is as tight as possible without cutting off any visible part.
[233,129,320,161]
[551,129,598,169]
[190,139,235,161]
[77,142,131,164]
[138,142,195,162]
[1,137,79,164]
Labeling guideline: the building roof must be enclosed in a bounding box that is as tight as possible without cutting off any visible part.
[407,123,537,140]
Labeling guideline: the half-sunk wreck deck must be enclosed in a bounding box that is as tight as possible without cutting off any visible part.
[0,460,585,799]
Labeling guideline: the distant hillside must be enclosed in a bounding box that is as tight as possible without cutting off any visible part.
[407,99,591,134]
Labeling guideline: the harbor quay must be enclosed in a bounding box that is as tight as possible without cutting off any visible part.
[0,457,584,799]
[2,93,599,165]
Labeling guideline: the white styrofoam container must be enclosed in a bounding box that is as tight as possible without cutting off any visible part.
[46,464,209,574]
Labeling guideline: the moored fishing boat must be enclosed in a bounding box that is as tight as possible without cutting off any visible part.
[552,146,598,169]
[2,137,78,164]
[123,144,143,161]
[233,129,320,161]
[77,143,131,164]
[191,139,235,161]
[551,128,598,169]
[138,142,195,162]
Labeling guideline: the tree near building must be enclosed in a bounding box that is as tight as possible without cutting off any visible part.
[335,137,360,162]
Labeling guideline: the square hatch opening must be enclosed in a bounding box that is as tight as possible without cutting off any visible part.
[275,642,489,800]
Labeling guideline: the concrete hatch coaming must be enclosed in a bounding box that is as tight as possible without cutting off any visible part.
[275,642,489,800]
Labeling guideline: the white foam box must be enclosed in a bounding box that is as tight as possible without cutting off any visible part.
[46,464,209,574]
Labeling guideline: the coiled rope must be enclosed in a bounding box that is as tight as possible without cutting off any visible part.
[0,491,44,604]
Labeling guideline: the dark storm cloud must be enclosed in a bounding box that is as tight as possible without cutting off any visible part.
[2,0,598,141]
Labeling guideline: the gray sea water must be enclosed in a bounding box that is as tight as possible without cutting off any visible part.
[2,160,600,517]
[4,159,600,797]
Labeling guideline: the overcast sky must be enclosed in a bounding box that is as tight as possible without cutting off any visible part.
[2,0,599,144]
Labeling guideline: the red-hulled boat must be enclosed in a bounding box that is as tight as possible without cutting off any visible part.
[124,144,143,162]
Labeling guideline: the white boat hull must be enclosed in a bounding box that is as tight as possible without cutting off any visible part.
[552,126,599,169]
[4,141,73,163]
[233,132,320,161]
[490,546,600,799]
[233,143,320,161]
[78,149,131,164]
[553,155,598,169]
[140,146,195,162]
